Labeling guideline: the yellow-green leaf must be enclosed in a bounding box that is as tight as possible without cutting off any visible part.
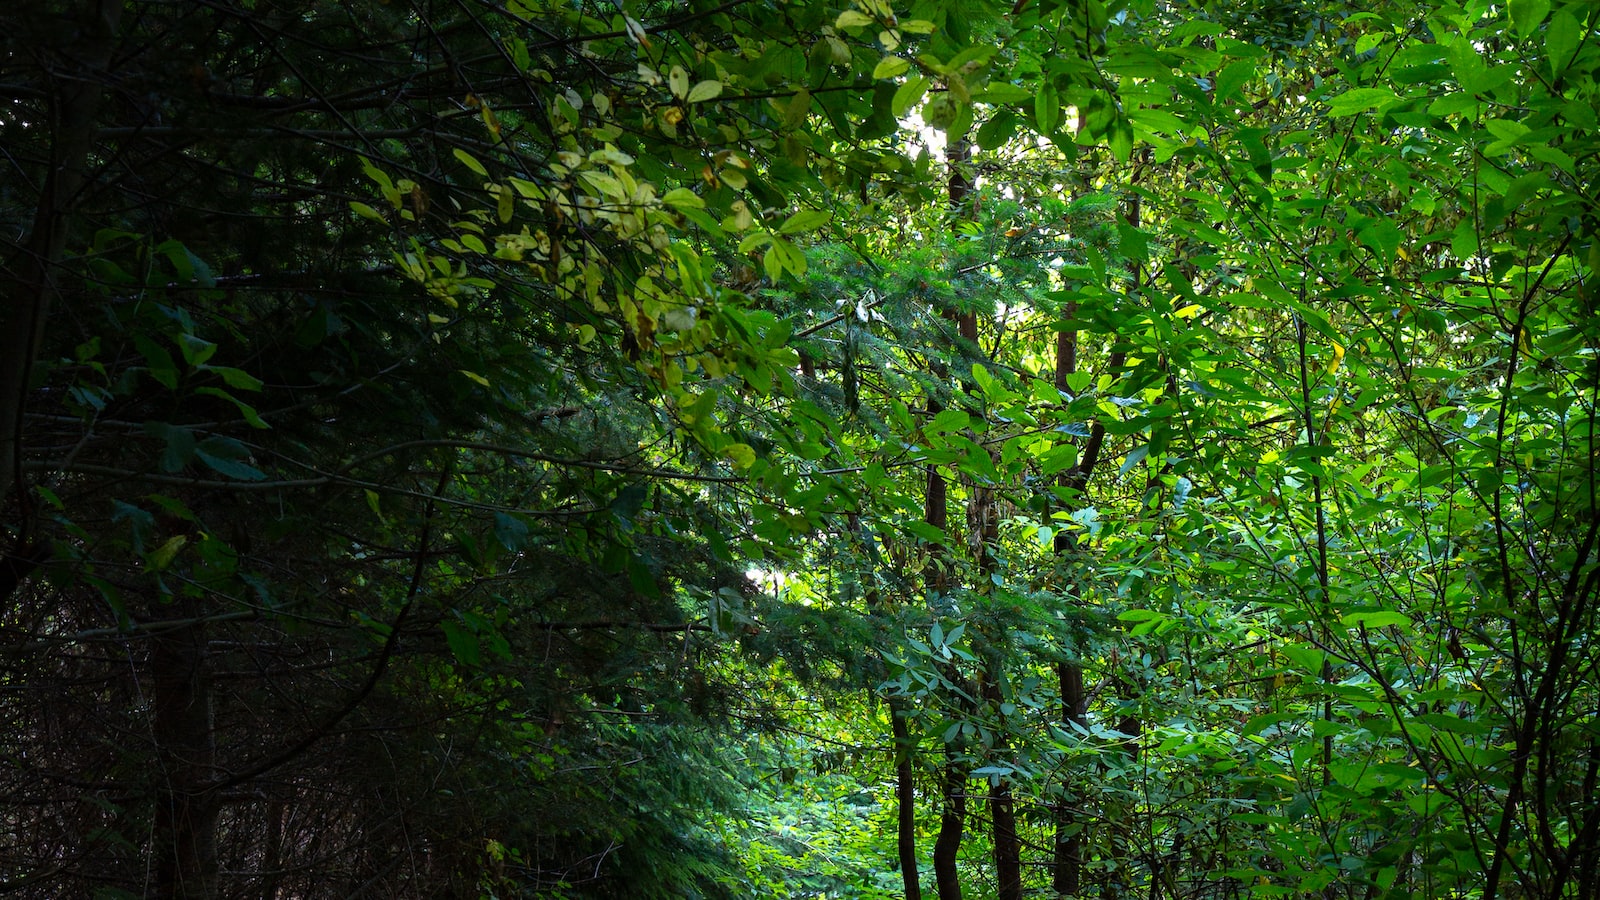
[1035,82,1059,133]
[778,208,831,234]
[835,9,873,28]
[1510,0,1550,38]
[453,147,488,176]
[460,370,491,387]
[725,442,756,469]
[686,79,723,103]
[873,55,909,79]
[148,535,188,571]
[1327,87,1398,117]
[662,187,705,209]
[350,201,385,222]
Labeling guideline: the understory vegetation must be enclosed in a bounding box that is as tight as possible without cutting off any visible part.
[2,0,1597,896]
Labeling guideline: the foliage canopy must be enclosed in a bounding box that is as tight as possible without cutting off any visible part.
[2,0,1597,896]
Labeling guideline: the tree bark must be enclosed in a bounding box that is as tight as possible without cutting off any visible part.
[892,707,923,900]
[0,0,121,511]
[982,675,1022,900]
[1050,170,1143,893]
[932,759,966,900]
[150,607,220,899]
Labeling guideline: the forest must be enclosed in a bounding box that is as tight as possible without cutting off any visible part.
[1,0,1597,896]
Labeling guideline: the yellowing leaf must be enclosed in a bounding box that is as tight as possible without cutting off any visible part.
[1175,303,1202,319]
[725,442,756,469]
[1327,341,1345,374]
[623,15,650,46]
[835,9,873,28]
[460,370,491,387]
[668,65,689,100]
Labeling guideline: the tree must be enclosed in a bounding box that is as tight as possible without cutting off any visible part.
[4,0,1597,895]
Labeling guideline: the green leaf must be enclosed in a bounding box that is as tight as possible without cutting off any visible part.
[1358,219,1402,262]
[442,620,482,666]
[350,201,385,222]
[893,76,929,117]
[928,409,970,434]
[147,535,188,571]
[494,512,529,550]
[145,421,196,473]
[204,366,264,392]
[1510,0,1550,38]
[725,443,756,469]
[686,79,723,103]
[1547,10,1580,73]
[1118,444,1148,477]
[1035,81,1060,134]
[1341,609,1413,631]
[194,439,266,481]
[1213,59,1254,102]
[194,387,270,429]
[452,147,488,176]
[835,9,873,28]
[978,82,1028,104]
[873,56,909,79]
[662,187,705,210]
[778,208,830,234]
[1327,87,1398,116]
[1413,713,1493,735]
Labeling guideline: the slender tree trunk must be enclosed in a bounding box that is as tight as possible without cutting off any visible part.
[927,135,975,900]
[150,606,219,899]
[926,453,962,900]
[981,674,1022,900]
[865,558,923,900]
[0,0,121,510]
[1051,170,1145,894]
[892,707,923,900]
[1053,656,1086,895]
[932,759,966,900]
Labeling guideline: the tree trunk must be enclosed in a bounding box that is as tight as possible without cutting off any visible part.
[1053,658,1087,896]
[982,675,1022,900]
[932,759,966,900]
[0,0,121,510]
[150,607,220,899]
[892,706,923,900]
[1050,168,1144,892]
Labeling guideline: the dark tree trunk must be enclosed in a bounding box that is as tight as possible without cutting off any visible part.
[932,759,966,900]
[150,608,219,899]
[0,0,120,510]
[892,707,923,900]
[982,676,1022,900]
[1053,658,1087,896]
